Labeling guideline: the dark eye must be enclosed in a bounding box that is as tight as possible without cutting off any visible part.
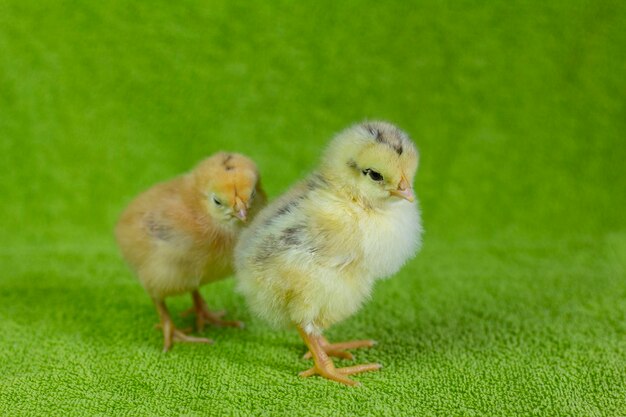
[212,196,222,206]
[363,169,384,182]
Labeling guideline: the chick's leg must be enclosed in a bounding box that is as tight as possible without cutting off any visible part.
[154,299,213,352]
[181,290,243,332]
[302,335,377,360]
[297,326,381,386]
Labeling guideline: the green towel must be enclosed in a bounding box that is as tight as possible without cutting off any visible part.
[1,1,624,415]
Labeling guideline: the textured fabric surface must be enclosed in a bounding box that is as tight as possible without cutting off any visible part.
[1,1,624,415]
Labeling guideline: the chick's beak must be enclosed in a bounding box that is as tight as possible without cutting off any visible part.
[389,177,415,202]
[233,196,247,222]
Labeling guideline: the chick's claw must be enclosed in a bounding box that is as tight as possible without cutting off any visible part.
[299,363,382,379]
[158,321,213,352]
[297,327,381,386]
[155,300,214,352]
[302,337,377,360]
[184,290,244,332]
[299,369,357,386]
[196,308,244,330]
[162,328,213,353]
[299,362,382,386]
[171,330,213,346]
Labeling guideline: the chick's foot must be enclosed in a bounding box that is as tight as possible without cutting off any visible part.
[297,326,381,386]
[155,300,213,352]
[299,362,383,384]
[302,335,377,360]
[182,290,244,332]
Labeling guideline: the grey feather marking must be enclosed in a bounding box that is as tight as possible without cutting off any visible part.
[279,225,304,246]
[223,154,235,171]
[365,123,404,155]
[146,217,172,241]
[276,200,298,216]
[253,235,278,263]
[306,173,329,190]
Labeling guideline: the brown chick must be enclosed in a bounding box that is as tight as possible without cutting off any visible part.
[115,152,266,351]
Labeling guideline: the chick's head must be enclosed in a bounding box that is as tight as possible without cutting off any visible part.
[192,152,261,224]
[320,121,418,205]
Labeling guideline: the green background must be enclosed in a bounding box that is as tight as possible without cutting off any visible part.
[1,1,624,415]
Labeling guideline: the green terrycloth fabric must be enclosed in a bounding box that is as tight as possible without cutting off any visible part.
[1,1,624,415]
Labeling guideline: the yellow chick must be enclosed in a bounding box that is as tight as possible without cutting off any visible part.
[115,152,266,352]
[235,121,422,385]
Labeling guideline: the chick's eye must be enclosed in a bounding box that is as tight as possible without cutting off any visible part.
[212,196,222,206]
[363,169,384,182]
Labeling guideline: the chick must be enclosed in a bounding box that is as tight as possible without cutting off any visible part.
[115,152,266,352]
[235,121,422,385]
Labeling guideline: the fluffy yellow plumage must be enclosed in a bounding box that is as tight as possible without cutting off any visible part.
[235,121,422,385]
[115,152,266,351]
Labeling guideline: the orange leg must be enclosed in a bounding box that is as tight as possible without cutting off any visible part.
[303,334,377,360]
[181,290,244,332]
[154,299,213,352]
[297,326,381,386]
